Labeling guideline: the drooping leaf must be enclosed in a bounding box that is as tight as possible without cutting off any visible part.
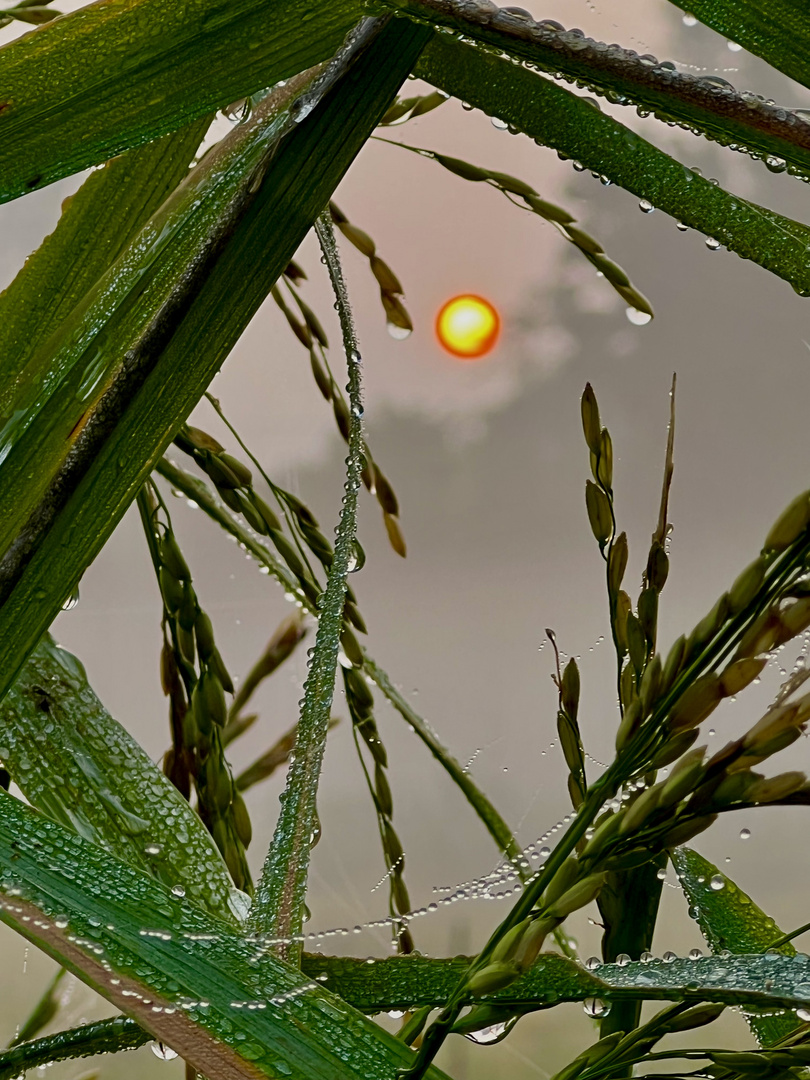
[0,0,362,202]
[671,846,800,1045]
[0,787,453,1080]
[413,33,810,297]
[0,636,236,923]
[0,16,432,706]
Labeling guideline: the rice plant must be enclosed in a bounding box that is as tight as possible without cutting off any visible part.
[1,2,810,1079]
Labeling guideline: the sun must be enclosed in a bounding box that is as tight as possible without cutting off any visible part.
[435,294,500,359]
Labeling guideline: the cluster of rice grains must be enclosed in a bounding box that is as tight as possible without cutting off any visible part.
[137,485,253,893]
[269,238,407,556]
[375,131,653,321]
[401,384,810,1078]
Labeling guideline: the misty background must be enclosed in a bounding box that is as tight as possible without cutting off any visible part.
[1,0,810,1076]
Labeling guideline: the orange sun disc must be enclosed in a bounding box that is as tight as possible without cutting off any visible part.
[436,294,500,359]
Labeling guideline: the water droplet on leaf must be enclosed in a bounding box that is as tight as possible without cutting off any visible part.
[583,997,611,1018]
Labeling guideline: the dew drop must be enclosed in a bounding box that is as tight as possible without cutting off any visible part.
[638,199,655,214]
[663,951,678,963]
[688,948,703,961]
[150,1043,178,1061]
[387,322,411,340]
[144,843,163,857]
[682,13,697,26]
[583,997,611,1018]
[490,117,509,130]
[171,885,186,898]
[740,827,751,840]
[676,221,689,232]
[626,308,652,326]
[585,956,602,971]
[61,588,80,611]
[640,951,654,963]
[727,40,742,51]
[615,953,631,966]
[798,1008,810,1022]
[710,875,725,891]
[465,1021,509,1044]
[539,846,550,859]
[705,237,722,251]
[656,868,667,881]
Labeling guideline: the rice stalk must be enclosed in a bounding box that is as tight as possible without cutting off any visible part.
[403,387,810,1079]
[136,482,252,894]
[156,456,524,879]
[374,136,653,318]
[269,253,408,555]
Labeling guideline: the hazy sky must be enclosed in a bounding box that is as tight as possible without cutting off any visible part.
[2,3,810,1077]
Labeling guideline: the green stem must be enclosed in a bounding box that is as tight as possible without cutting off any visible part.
[405,774,617,1078]
[768,920,810,950]
[248,211,366,957]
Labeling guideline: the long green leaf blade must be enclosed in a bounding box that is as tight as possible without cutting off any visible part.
[413,34,810,296]
[0,16,432,705]
[16,944,810,1070]
[0,788,452,1080]
[0,117,210,404]
[385,0,810,176]
[0,1017,149,1080]
[0,637,236,923]
[0,0,362,203]
[671,846,799,1045]
[297,951,810,1016]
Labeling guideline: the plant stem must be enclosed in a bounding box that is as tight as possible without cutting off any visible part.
[247,211,365,959]
[404,772,617,1078]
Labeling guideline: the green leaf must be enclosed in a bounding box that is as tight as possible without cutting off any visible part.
[0,16,432,706]
[665,1,810,90]
[387,0,810,176]
[0,787,452,1080]
[0,636,236,923]
[10,966,67,1045]
[299,951,810,1016]
[0,0,363,202]
[413,34,810,297]
[0,117,210,406]
[0,1017,149,1080]
[671,846,799,1045]
[21,945,810,1060]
